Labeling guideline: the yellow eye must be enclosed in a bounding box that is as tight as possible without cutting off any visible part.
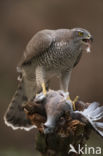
[78,31,84,37]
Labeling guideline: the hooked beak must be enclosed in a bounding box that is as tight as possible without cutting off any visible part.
[82,35,93,53]
[82,35,93,44]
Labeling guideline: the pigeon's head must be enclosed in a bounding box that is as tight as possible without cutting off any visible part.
[43,116,55,134]
[72,28,93,53]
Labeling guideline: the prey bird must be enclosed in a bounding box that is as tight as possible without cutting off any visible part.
[4,28,93,130]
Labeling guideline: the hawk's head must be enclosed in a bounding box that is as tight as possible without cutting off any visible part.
[72,28,93,53]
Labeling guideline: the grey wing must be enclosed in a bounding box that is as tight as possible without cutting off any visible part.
[73,52,82,68]
[18,29,54,67]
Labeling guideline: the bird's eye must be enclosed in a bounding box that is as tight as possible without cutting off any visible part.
[78,31,84,37]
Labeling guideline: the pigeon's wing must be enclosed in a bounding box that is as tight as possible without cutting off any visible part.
[18,29,54,67]
[73,52,82,67]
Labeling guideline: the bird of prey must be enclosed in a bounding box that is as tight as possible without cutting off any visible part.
[4,28,93,130]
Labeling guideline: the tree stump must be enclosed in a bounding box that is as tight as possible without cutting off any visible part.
[23,90,92,156]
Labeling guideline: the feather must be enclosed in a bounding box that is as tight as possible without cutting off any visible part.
[4,80,36,131]
[78,102,103,137]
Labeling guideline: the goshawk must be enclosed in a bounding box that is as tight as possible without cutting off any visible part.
[4,28,93,130]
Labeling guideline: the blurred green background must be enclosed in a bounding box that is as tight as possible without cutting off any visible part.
[0,0,103,155]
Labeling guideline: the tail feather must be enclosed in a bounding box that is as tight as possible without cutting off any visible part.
[4,80,36,131]
[78,102,103,137]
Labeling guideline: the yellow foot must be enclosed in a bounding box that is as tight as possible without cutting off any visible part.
[35,83,47,102]
[42,83,47,95]
[35,92,46,102]
[67,96,79,111]
[72,96,79,110]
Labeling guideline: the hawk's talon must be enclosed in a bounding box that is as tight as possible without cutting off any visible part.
[42,83,47,95]
[35,83,47,102]
[72,96,79,110]
[66,95,79,111]
[35,92,46,102]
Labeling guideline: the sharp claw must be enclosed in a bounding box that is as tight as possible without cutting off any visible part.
[42,83,47,95]
[35,83,47,102]
[73,96,79,104]
[72,101,76,110]
[66,95,79,111]
[72,96,79,110]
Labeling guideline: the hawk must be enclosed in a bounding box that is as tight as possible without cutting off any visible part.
[4,28,93,130]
